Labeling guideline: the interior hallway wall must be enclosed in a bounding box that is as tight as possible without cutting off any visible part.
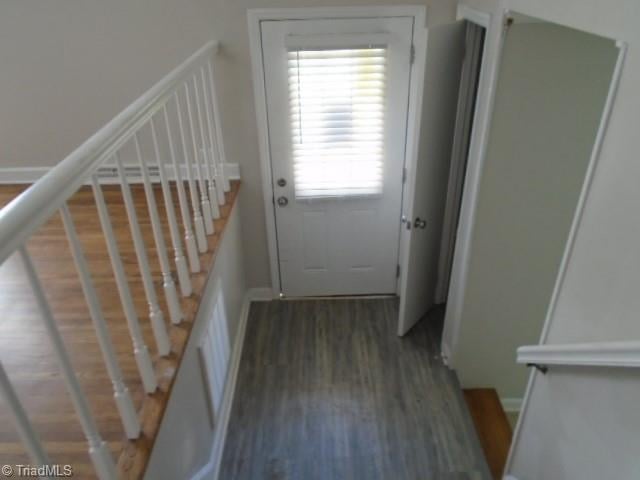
[0,0,458,289]
[451,21,617,398]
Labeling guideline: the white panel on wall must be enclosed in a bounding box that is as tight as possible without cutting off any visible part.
[198,283,231,424]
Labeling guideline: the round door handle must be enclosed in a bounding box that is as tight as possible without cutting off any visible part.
[414,217,427,229]
[277,178,287,187]
[277,196,289,207]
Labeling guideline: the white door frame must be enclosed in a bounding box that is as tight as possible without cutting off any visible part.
[440,4,504,364]
[433,7,490,305]
[248,6,428,295]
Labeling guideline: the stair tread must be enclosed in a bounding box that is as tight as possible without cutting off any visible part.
[463,388,513,480]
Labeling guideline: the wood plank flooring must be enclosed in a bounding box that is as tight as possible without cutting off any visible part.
[221,300,491,479]
[0,181,239,479]
[463,389,513,480]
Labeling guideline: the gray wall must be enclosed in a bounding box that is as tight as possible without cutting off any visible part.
[452,22,617,398]
[0,0,458,288]
[144,201,246,480]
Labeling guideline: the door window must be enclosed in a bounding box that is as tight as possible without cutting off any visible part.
[288,46,387,199]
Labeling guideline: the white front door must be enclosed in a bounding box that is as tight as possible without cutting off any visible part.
[260,17,414,296]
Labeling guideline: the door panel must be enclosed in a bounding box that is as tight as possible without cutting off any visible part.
[261,17,414,296]
[397,22,466,335]
[302,211,328,270]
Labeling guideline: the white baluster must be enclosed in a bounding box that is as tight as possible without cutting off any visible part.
[207,59,230,192]
[19,247,116,480]
[116,154,171,356]
[60,204,141,439]
[91,176,157,394]
[162,104,201,274]
[0,362,51,472]
[133,133,183,325]
[150,117,192,297]
[184,81,215,233]
[200,66,225,210]
[195,69,220,219]
[175,91,208,252]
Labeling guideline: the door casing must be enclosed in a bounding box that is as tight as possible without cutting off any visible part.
[248,6,428,296]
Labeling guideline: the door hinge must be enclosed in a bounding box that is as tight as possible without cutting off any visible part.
[396,264,401,278]
[409,44,416,65]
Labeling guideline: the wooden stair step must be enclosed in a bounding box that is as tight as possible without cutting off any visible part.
[463,388,513,480]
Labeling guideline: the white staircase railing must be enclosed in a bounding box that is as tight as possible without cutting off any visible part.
[518,341,640,370]
[0,41,230,479]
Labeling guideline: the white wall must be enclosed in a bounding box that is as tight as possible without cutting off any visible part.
[459,0,640,478]
[451,21,617,398]
[144,201,246,480]
[0,0,459,289]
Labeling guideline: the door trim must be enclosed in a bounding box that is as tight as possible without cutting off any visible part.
[434,11,488,305]
[247,6,427,294]
[439,5,503,363]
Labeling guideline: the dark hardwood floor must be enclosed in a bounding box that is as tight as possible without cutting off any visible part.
[221,300,490,479]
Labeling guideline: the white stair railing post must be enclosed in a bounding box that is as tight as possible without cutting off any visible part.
[0,362,52,473]
[115,154,171,356]
[60,204,141,440]
[90,176,157,394]
[133,132,183,325]
[207,59,230,192]
[162,104,201,273]
[184,81,215,233]
[195,68,221,219]
[19,247,116,480]
[202,63,226,205]
[175,91,208,252]
[150,117,193,297]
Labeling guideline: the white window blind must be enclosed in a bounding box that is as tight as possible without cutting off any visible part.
[288,47,387,199]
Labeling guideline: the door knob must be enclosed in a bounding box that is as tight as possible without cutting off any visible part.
[414,217,427,229]
[277,196,289,207]
[277,178,287,187]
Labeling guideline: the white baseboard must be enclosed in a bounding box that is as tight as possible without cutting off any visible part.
[500,397,523,413]
[191,288,264,480]
[0,163,240,185]
[247,287,275,301]
[0,167,49,184]
[223,163,240,181]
